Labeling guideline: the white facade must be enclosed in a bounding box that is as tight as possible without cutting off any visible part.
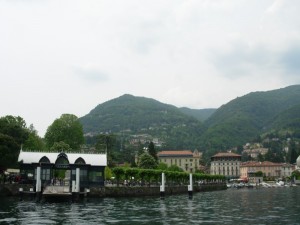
[158,150,202,173]
[210,152,241,178]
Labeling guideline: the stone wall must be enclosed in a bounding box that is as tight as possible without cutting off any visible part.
[0,183,226,197]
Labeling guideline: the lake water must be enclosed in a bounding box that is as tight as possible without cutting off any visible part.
[1,187,300,225]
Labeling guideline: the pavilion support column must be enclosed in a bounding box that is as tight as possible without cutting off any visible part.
[36,166,41,193]
[35,166,42,202]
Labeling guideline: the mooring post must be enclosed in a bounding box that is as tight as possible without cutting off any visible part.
[72,168,80,202]
[188,173,193,199]
[19,187,23,201]
[76,168,80,193]
[160,172,165,199]
[36,166,42,202]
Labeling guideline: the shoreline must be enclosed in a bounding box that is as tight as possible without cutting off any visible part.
[0,183,226,198]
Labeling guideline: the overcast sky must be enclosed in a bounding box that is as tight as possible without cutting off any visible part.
[1,0,300,137]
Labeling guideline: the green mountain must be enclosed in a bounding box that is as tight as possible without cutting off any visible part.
[270,104,300,134]
[179,107,216,121]
[80,85,300,157]
[80,94,205,149]
[201,85,300,151]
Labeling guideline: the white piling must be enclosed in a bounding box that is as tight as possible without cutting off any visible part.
[188,173,193,199]
[36,167,41,193]
[160,173,165,199]
[75,168,80,193]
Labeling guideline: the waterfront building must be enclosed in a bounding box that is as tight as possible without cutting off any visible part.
[157,150,202,173]
[18,150,107,191]
[240,161,294,180]
[210,152,241,179]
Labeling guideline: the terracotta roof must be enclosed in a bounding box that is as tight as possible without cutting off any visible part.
[211,152,241,158]
[158,150,193,156]
[240,161,282,167]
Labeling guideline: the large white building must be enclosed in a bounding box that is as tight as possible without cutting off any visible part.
[157,150,202,173]
[210,152,241,178]
[240,161,294,180]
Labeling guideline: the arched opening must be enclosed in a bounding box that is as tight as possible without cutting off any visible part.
[55,153,69,168]
[53,153,70,186]
[39,156,50,164]
[75,157,86,165]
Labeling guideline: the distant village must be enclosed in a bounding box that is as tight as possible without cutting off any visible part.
[155,142,298,183]
[128,133,300,183]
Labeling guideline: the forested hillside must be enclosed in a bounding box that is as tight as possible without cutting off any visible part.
[201,85,300,154]
[269,104,300,135]
[80,85,300,158]
[179,107,216,121]
[80,94,205,149]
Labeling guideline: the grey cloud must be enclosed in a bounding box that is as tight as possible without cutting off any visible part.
[280,46,300,76]
[212,43,300,81]
[74,67,109,83]
[211,44,272,78]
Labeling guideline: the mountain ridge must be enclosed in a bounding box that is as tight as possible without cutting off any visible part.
[80,85,300,153]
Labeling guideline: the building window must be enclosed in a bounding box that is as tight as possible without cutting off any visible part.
[41,168,50,180]
[75,157,86,164]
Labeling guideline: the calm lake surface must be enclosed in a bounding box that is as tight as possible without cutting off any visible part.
[1,187,300,225]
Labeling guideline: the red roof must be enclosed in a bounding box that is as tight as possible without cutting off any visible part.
[240,161,282,167]
[158,150,193,156]
[211,152,241,158]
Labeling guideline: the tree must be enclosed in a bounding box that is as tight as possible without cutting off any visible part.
[0,115,30,171]
[0,115,29,146]
[23,124,45,150]
[288,141,298,164]
[292,170,300,180]
[241,152,252,162]
[157,162,168,171]
[44,114,84,150]
[236,145,243,154]
[95,134,117,166]
[0,134,19,170]
[168,164,184,172]
[105,166,113,180]
[138,153,157,169]
[257,153,264,162]
[264,149,274,162]
[148,142,157,161]
[255,171,263,177]
[50,141,71,152]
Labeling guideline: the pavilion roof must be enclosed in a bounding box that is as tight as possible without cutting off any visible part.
[18,150,107,166]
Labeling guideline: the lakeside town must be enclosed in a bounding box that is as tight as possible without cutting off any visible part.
[1,143,300,196]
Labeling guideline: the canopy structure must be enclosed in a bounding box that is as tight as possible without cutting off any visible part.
[18,150,107,166]
[18,150,107,189]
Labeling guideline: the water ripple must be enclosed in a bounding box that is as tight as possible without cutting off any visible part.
[1,187,300,224]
